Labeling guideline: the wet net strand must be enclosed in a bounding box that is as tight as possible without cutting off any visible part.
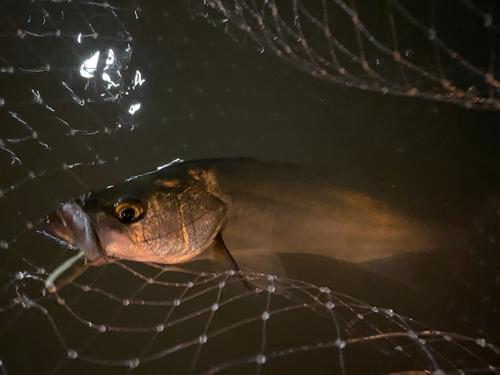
[193,0,500,110]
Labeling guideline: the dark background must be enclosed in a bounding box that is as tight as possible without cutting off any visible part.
[1,0,500,374]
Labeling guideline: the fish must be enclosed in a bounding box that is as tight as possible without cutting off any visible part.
[45,158,467,292]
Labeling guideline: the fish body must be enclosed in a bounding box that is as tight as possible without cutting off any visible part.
[209,159,466,264]
[48,158,467,288]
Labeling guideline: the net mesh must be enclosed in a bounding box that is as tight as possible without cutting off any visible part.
[0,0,499,374]
[191,0,500,110]
[3,262,500,374]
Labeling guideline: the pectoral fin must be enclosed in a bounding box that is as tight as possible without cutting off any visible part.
[229,247,290,294]
[232,248,287,279]
[212,232,253,291]
[213,232,242,272]
[209,232,287,293]
[206,235,333,322]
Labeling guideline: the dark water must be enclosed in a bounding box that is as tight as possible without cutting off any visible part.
[1,0,500,374]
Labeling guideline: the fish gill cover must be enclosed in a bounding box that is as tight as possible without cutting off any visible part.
[0,0,500,374]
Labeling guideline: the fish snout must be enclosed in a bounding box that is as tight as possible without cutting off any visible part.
[48,203,108,266]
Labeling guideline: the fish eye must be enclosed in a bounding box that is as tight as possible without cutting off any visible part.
[115,201,143,223]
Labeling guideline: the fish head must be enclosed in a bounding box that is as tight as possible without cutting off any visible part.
[48,166,229,265]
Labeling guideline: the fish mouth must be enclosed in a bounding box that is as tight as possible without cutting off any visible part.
[49,202,108,266]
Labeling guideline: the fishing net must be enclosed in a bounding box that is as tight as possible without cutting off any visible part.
[1,0,500,374]
[191,0,500,110]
